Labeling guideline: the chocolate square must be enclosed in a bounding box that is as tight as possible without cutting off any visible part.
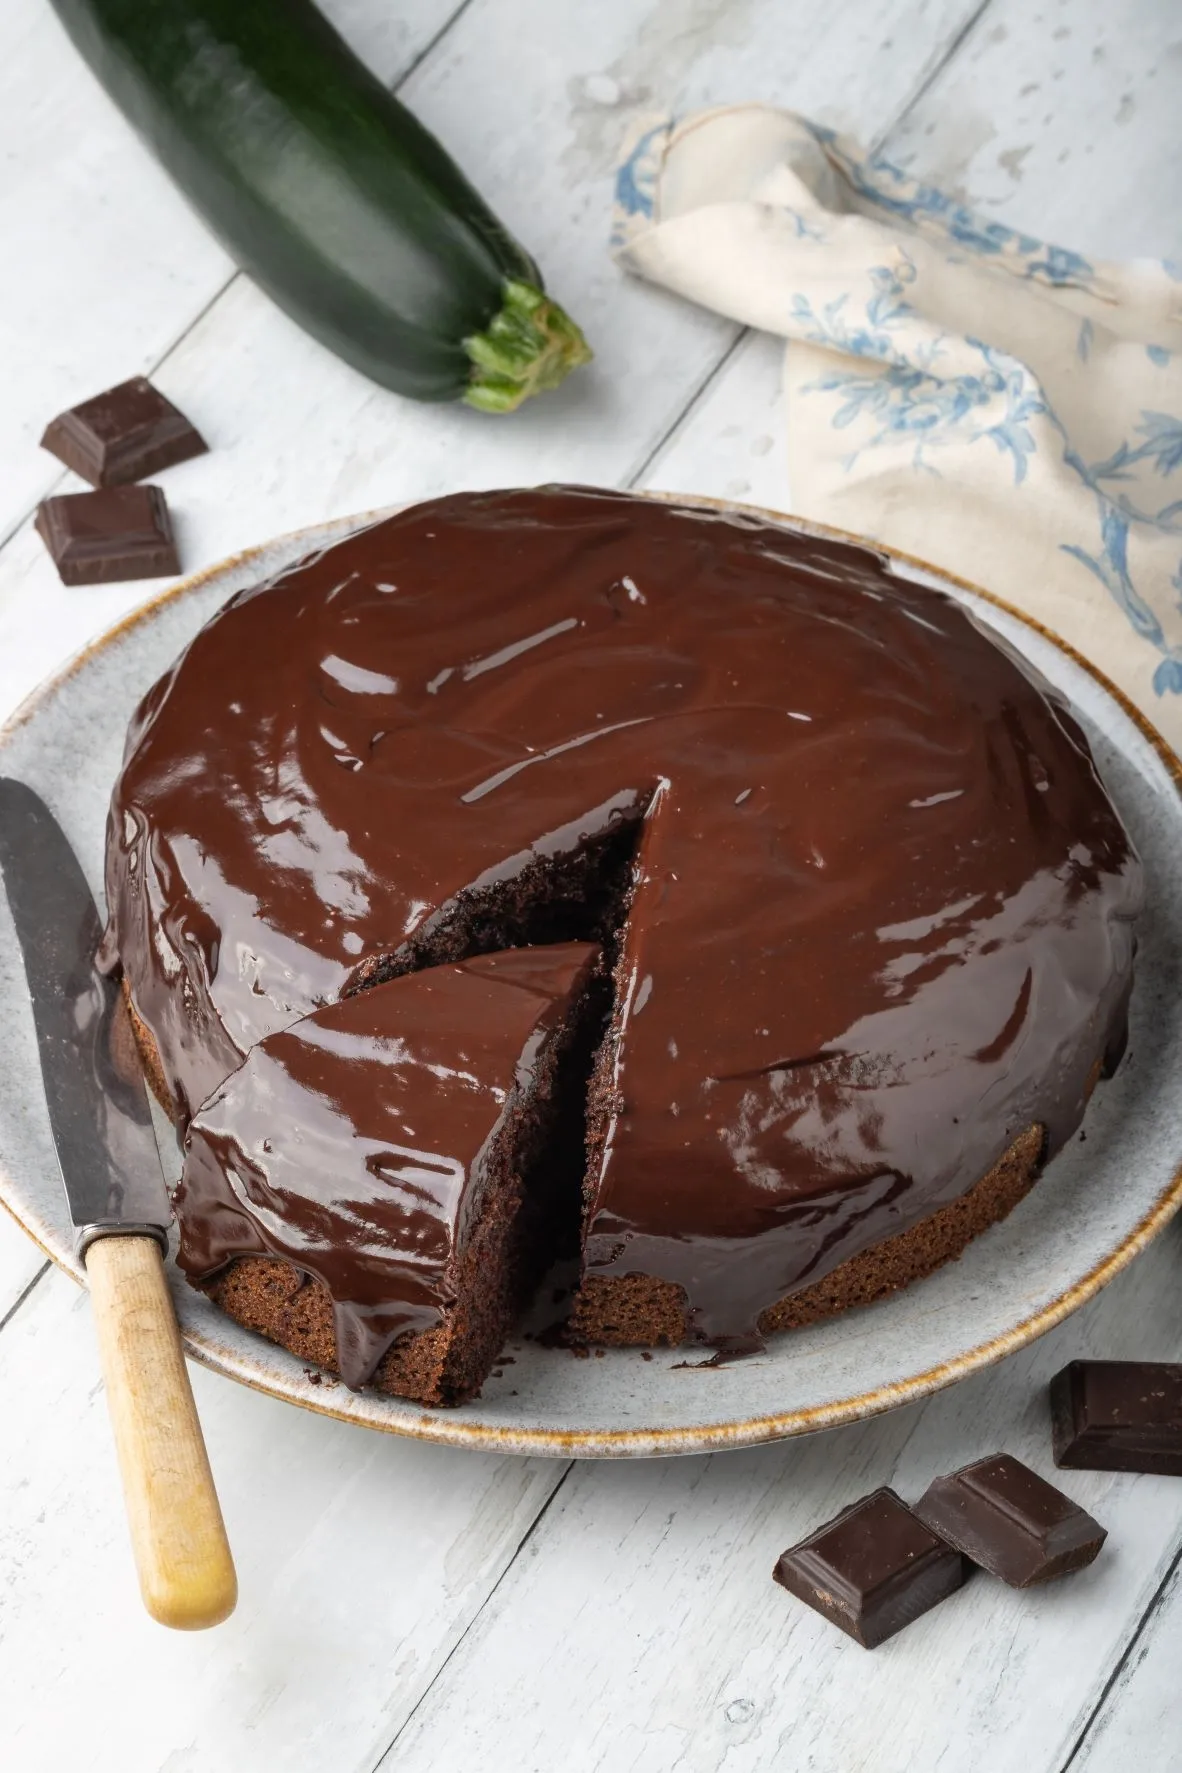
[914,1454,1106,1586]
[773,1487,967,1648]
[1051,1360,1182,1475]
[35,486,180,586]
[40,378,206,488]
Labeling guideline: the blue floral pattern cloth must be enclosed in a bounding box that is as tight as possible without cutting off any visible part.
[613,106,1182,747]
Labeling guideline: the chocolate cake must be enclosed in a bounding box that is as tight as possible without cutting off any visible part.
[176,945,597,1404]
[99,486,1143,1395]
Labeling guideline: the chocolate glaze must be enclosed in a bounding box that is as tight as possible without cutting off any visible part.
[102,487,1142,1347]
[177,943,596,1387]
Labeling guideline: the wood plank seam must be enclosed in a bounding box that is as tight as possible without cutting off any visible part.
[626,328,749,488]
[0,0,480,562]
[367,1460,577,1773]
[885,0,994,132]
[395,0,482,85]
[0,1256,49,1340]
[1058,1539,1182,1771]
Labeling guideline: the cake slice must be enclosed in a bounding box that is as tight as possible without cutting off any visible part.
[174,943,598,1405]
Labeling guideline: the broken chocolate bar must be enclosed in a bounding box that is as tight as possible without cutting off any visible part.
[40,377,206,488]
[35,486,180,586]
[773,1487,967,1648]
[914,1454,1106,1586]
[1051,1360,1182,1476]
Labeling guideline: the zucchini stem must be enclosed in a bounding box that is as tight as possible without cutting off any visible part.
[464,280,592,413]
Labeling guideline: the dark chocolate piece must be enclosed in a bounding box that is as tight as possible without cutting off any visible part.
[913,1454,1106,1586]
[99,488,1141,1342]
[35,486,179,586]
[1051,1361,1182,1475]
[40,378,206,487]
[773,1488,967,1648]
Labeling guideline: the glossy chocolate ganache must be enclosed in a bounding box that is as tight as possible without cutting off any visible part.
[101,487,1142,1369]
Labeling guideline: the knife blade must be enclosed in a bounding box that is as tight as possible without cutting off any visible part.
[0,776,236,1629]
[0,776,170,1256]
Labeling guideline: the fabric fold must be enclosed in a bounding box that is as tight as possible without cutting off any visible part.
[614,105,1182,747]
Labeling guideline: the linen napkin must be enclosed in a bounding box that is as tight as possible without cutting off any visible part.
[613,106,1182,752]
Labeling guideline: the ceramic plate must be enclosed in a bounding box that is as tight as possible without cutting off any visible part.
[2,498,1180,1458]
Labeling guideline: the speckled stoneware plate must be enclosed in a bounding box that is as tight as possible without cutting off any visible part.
[2,496,1181,1459]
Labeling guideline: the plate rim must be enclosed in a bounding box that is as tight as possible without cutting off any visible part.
[2,491,1180,1459]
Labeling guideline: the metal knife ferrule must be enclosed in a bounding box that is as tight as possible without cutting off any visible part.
[75,1220,171,1262]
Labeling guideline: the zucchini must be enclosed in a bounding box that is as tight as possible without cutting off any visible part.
[49,0,591,411]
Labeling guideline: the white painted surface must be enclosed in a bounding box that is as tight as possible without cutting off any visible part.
[1071,1550,1182,1772]
[886,0,1182,264]
[388,1226,1182,1773]
[0,0,1178,1768]
[0,1268,566,1773]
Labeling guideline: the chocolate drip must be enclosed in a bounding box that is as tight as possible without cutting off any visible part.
[104,488,1142,1347]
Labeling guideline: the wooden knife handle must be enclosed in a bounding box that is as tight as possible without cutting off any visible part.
[85,1235,237,1629]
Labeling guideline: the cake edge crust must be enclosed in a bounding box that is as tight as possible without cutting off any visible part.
[568,1122,1047,1347]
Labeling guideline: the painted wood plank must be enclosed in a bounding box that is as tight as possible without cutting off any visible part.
[0,1264,568,1773]
[0,0,471,548]
[642,329,790,508]
[1068,1550,1182,1771]
[382,1223,1182,1773]
[0,0,983,723]
[886,0,1182,264]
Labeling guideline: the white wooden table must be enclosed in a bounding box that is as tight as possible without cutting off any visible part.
[2,2,1181,1767]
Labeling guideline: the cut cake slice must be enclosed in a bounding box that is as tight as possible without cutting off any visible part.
[175,942,598,1405]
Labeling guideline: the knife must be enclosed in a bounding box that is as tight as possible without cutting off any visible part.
[0,777,236,1629]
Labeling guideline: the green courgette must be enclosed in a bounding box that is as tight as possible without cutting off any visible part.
[49,0,592,411]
